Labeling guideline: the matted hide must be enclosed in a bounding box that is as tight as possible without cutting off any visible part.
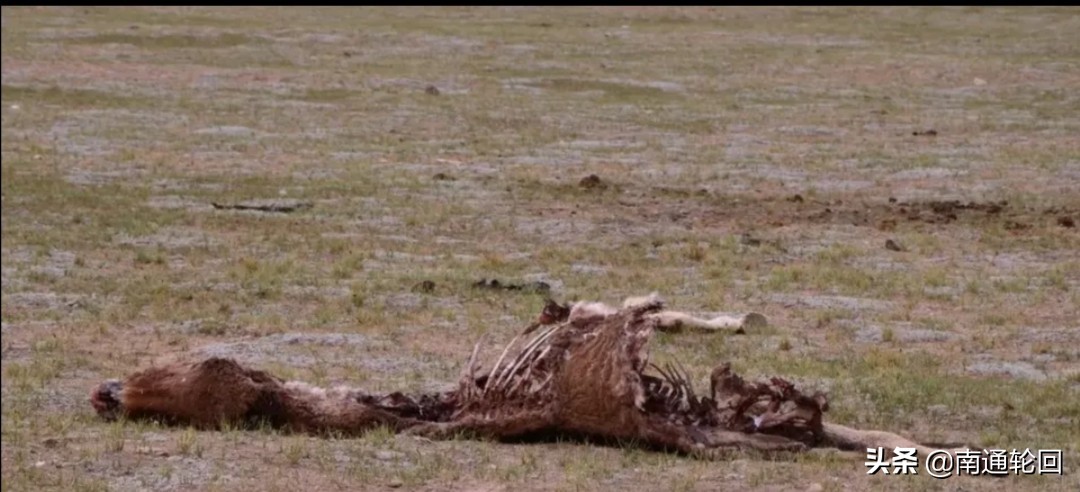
[91,300,959,458]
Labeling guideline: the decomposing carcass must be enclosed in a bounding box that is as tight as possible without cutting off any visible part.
[91,298,959,459]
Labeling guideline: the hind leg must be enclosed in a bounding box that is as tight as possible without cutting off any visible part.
[637,419,807,459]
[405,409,556,441]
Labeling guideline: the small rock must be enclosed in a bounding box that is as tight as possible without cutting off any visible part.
[885,239,906,252]
[973,77,987,86]
[388,478,404,488]
[35,461,46,468]
[806,484,824,492]
[579,174,606,190]
[425,85,440,96]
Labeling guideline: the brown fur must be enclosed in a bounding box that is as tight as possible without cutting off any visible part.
[91,358,432,435]
[91,300,963,459]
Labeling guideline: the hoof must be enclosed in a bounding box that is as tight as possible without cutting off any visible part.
[741,313,768,331]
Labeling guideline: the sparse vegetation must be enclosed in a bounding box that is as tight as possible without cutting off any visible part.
[2,6,1077,491]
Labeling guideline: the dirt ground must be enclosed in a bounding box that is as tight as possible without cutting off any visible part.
[2,6,1078,491]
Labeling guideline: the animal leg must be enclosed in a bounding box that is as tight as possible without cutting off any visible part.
[637,419,807,457]
[405,409,556,441]
[821,423,966,458]
[647,311,766,334]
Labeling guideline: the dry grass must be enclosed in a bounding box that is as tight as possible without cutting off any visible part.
[2,6,1078,491]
